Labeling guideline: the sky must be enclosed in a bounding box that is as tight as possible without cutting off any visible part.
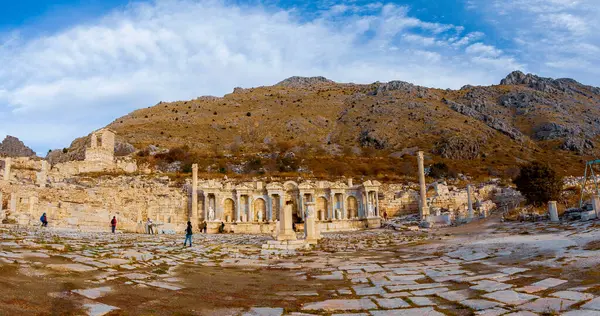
[1,0,599,155]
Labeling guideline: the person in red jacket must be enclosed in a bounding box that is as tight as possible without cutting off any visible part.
[111,216,117,233]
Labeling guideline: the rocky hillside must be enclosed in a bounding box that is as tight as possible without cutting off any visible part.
[53,71,600,178]
[0,136,36,157]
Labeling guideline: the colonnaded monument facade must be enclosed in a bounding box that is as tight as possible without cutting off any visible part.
[0,129,507,234]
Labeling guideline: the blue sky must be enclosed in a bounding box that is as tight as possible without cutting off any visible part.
[1,0,599,154]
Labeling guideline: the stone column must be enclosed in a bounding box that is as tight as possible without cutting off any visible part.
[279,195,284,221]
[3,157,11,181]
[10,193,17,213]
[277,202,297,241]
[373,191,381,216]
[248,196,254,222]
[29,196,38,216]
[304,201,319,244]
[38,160,48,187]
[236,193,242,222]
[267,194,273,221]
[0,192,4,220]
[417,151,430,220]
[298,193,304,221]
[592,195,600,218]
[548,201,559,222]
[341,193,347,220]
[467,184,474,220]
[203,192,208,220]
[329,194,335,220]
[191,164,198,224]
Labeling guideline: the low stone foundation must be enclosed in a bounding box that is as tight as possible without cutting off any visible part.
[204,218,380,235]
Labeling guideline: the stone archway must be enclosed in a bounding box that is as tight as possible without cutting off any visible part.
[347,196,358,219]
[223,198,235,222]
[253,198,266,222]
[316,196,328,221]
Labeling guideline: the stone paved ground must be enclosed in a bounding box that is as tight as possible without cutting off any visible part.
[1,216,600,315]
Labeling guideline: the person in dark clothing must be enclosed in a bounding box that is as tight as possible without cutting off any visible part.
[218,222,225,233]
[383,211,388,221]
[111,216,117,233]
[184,221,193,247]
[201,221,207,233]
[40,213,48,227]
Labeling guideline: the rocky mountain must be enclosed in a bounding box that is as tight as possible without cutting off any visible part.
[54,71,600,178]
[0,136,36,157]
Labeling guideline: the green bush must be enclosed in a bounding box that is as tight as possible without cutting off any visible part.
[513,161,562,206]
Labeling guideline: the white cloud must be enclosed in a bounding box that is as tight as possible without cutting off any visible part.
[471,0,600,83]
[0,0,521,154]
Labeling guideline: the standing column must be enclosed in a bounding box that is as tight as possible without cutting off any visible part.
[267,195,273,221]
[330,194,336,220]
[38,160,48,187]
[191,164,198,224]
[298,193,304,221]
[10,193,17,214]
[236,193,242,222]
[248,196,254,222]
[467,184,474,220]
[0,192,3,211]
[203,193,208,220]
[375,191,379,217]
[279,195,284,221]
[3,157,11,181]
[341,193,347,220]
[548,201,559,222]
[593,195,600,218]
[417,151,430,220]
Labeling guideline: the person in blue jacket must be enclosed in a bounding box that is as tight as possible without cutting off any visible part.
[184,221,193,247]
[40,213,48,227]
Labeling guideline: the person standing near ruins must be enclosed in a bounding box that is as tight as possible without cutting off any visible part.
[184,221,193,247]
[218,222,225,233]
[201,220,207,233]
[383,211,388,221]
[147,218,154,234]
[40,213,48,227]
[111,216,117,233]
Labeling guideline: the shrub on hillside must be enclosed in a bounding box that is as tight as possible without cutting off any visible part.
[513,161,562,206]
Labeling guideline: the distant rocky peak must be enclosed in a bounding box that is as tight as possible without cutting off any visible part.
[500,70,599,96]
[276,76,334,88]
[0,135,36,157]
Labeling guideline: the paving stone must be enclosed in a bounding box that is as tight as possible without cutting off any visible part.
[582,297,600,310]
[562,310,600,316]
[370,307,445,315]
[519,297,576,313]
[353,286,387,296]
[499,267,529,275]
[474,307,510,315]
[302,299,377,311]
[315,271,344,280]
[470,280,513,292]
[482,290,539,305]
[531,278,567,288]
[146,281,182,291]
[381,292,412,298]
[374,298,411,309]
[47,263,96,272]
[461,299,504,311]
[502,311,538,316]
[408,296,435,306]
[550,290,595,302]
[411,287,449,296]
[386,283,446,292]
[243,307,283,316]
[72,286,112,299]
[437,289,474,302]
[83,302,119,316]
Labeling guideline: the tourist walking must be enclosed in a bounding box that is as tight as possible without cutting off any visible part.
[202,220,207,233]
[110,216,117,233]
[383,211,388,221]
[147,218,154,234]
[40,213,48,227]
[218,222,225,233]
[184,221,193,247]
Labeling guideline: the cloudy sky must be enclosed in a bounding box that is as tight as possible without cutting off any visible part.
[1,0,598,154]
